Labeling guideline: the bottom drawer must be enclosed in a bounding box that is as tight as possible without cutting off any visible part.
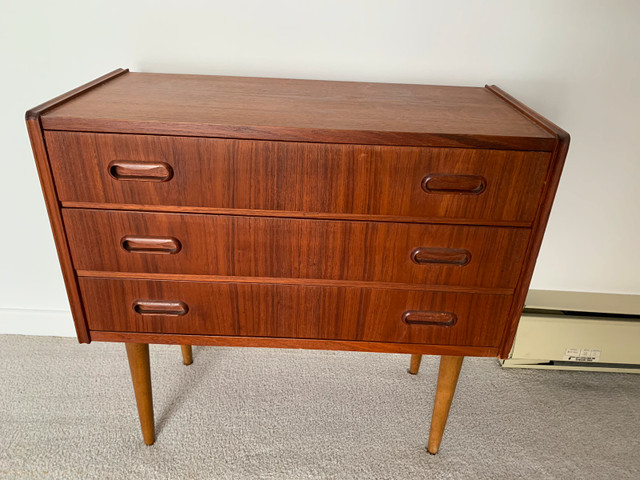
[79,278,513,347]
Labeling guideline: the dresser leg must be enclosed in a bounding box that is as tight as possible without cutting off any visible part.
[408,354,422,374]
[125,343,155,445]
[181,345,193,365]
[427,355,464,455]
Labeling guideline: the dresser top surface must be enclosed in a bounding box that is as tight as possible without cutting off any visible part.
[37,70,555,150]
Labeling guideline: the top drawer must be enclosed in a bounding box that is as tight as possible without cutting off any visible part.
[45,132,551,224]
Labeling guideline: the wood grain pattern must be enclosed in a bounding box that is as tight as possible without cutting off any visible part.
[24,70,130,343]
[486,86,571,358]
[46,132,551,224]
[78,278,513,347]
[39,72,555,150]
[91,331,499,357]
[25,118,91,342]
[63,209,529,290]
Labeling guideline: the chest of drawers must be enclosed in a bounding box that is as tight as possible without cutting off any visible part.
[26,69,569,454]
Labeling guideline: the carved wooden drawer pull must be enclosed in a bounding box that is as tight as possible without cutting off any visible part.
[411,247,471,266]
[132,300,189,316]
[402,311,457,327]
[108,161,173,182]
[422,174,486,194]
[121,236,182,254]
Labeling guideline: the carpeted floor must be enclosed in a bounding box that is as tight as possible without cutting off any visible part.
[0,335,638,479]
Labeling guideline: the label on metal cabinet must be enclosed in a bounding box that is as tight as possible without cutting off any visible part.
[563,348,601,362]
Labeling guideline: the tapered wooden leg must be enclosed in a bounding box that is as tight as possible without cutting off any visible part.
[181,345,193,365]
[408,354,422,375]
[427,355,464,455]
[125,343,155,445]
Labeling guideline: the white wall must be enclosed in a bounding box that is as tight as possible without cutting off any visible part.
[1,0,639,336]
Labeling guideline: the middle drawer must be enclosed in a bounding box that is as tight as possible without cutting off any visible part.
[63,209,529,290]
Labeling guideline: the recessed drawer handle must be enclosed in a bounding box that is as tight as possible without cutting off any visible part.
[108,161,173,182]
[121,236,182,254]
[402,311,457,327]
[422,174,486,194]
[411,247,471,266]
[133,300,189,316]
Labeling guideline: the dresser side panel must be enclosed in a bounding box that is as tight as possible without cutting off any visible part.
[487,86,571,358]
[25,69,132,343]
[25,118,90,342]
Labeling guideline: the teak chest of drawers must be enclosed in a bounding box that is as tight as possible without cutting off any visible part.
[26,69,569,454]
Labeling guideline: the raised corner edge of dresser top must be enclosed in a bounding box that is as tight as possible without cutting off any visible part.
[484,85,570,147]
[25,68,129,121]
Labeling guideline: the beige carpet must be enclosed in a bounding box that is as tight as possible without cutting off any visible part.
[0,335,638,479]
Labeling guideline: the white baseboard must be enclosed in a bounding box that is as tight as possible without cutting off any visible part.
[0,308,76,337]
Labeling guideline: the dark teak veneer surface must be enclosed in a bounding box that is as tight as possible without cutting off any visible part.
[41,72,555,150]
[64,208,530,290]
[45,131,551,225]
[26,69,569,452]
[79,277,513,346]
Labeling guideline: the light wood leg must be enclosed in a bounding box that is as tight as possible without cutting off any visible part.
[427,355,464,454]
[125,343,155,445]
[181,345,193,365]
[408,354,422,375]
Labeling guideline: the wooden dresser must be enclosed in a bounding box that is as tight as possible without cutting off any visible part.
[26,69,569,454]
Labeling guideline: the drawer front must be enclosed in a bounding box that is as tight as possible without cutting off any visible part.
[65,209,529,290]
[79,278,513,346]
[46,132,551,224]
